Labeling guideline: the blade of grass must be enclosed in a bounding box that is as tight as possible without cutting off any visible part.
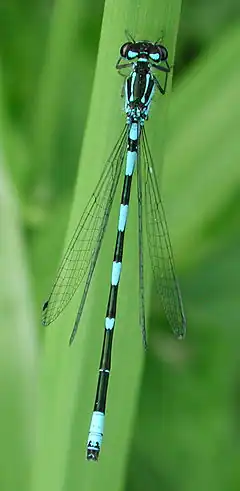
[31,0,97,198]
[0,77,37,491]
[32,1,182,491]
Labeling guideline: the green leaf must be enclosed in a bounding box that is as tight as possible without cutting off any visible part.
[32,1,182,491]
[0,91,37,491]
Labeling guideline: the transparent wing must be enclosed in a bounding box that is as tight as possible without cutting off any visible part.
[42,125,128,326]
[136,125,147,349]
[141,128,186,338]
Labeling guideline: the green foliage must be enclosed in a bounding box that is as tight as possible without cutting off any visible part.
[0,91,37,491]
[0,0,240,490]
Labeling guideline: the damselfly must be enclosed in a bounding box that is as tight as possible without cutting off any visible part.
[42,36,186,461]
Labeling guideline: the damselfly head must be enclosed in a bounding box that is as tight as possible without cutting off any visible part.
[120,41,168,63]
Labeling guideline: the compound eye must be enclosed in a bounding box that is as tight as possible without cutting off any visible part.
[120,42,140,60]
[120,42,138,59]
[156,44,168,61]
[120,42,131,58]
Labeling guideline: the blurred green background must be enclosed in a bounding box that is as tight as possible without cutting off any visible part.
[1,0,240,490]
